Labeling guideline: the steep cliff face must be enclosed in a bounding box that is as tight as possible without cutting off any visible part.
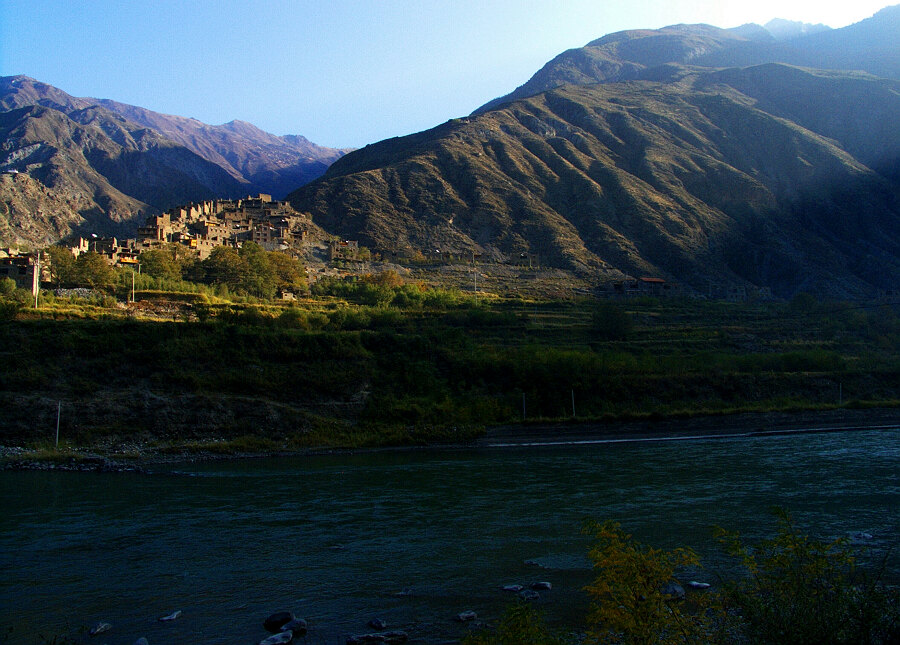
[289,65,900,298]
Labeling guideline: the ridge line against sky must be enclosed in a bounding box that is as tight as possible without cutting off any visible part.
[0,0,894,149]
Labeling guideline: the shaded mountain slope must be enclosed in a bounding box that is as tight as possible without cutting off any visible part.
[289,65,900,298]
[476,6,900,113]
[93,100,352,198]
[0,102,246,247]
[788,5,900,80]
[0,75,350,247]
[1,76,350,199]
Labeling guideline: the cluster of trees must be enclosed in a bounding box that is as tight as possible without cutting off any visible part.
[312,270,469,308]
[45,247,116,290]
[45,242,307,300]
[0,277,29,320]
[465,510,900,645]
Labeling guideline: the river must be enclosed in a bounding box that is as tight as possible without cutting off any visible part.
[1,428,898,644]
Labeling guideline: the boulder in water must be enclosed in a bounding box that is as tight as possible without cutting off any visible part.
[501,584,523,592]
[518,589,540,601]
[159,610,181,621]
[687,581,711,590]
[260,633,292,645]
[89,622,112,636]
[280,619,307,635]
[264,611,295,633]
[531,581,552,590]
[455,610,477,622]
[661,581,685,599]
[368,617,387,630]
[133,639,149,645]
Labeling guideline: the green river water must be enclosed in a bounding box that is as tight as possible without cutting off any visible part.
[1,428,898,644]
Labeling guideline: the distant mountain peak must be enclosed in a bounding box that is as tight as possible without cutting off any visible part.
[474,7,899,115]
[763,18,832,40]
[728,23,776,42]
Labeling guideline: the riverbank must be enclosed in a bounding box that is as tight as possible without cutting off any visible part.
[3,406,897,472]
[477,406,900,447]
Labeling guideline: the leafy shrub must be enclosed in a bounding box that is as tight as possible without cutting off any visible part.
[0,277,16,297]
[462,602,563,645]
[0,299,21,321]
[277,307,329,331]
[715,509,900,644]
[584,512,900,645]
[584,520,716,645]
[592,302,633,340]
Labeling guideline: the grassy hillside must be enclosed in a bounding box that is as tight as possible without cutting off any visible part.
[2,286,899,454]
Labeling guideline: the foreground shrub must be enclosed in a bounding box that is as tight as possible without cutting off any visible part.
[584,520,718,645]
[715,509,900,644]
[0,299,21,321]
[462,603,562,645]
[583,512,899,645]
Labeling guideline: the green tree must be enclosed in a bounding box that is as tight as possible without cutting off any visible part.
[239,242,276,299]
[268,251,307,295]
[0,276,15,298]
[202,246,244,288]
[44,245,77,288]
[75,251,115,290]
[0,277,21,321]
[139,247,181,280]
[715,510,900,644]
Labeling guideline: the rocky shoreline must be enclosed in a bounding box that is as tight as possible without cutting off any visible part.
[0,451,148,473]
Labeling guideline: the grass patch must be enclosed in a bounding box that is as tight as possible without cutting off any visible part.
[1,295,898,452]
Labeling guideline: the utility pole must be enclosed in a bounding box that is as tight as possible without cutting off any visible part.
[55,401,61,449]
[571,390,576,418]
[522,393,526,421]
[131,270,135,303]
[33,253,40,309]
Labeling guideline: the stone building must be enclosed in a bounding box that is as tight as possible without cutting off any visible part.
[135,194,309,259]
[0,252,45,295]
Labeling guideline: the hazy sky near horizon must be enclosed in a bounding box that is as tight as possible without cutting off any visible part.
[0,0,893,148]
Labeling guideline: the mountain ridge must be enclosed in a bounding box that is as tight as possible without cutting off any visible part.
[475,5,900,114]
[1,75,350,199]
[91,97,352,198]
[289,63,900,298]
[0,75,349,247]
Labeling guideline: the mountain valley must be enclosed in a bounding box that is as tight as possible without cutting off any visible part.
[0,76,348,247]
[3,7,900,297]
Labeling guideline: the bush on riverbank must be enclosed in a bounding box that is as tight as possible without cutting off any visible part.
[468,512,900,645]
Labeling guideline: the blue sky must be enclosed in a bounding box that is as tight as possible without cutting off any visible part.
[0,0,893,148]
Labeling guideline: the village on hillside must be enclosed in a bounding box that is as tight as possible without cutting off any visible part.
[1,193,790,302]
[0,194,323,294]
